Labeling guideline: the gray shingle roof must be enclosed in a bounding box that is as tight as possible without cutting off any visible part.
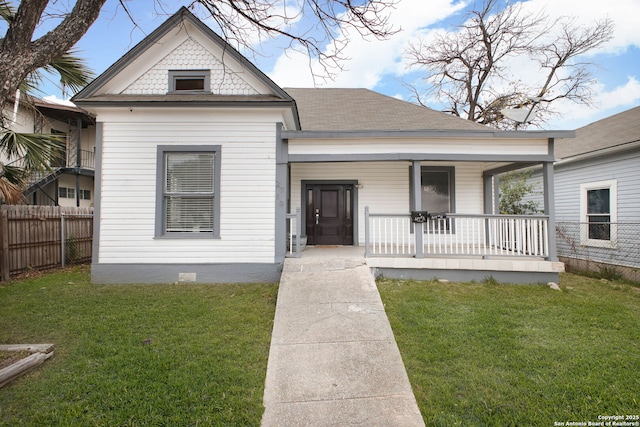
[284,88,489,131]
[556,105,640,159]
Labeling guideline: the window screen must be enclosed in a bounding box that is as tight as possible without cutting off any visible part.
[587,188,610,240]
[164,153,215,233]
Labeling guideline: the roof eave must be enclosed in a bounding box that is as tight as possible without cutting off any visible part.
[281,129,575,139]
[556,139,640,166]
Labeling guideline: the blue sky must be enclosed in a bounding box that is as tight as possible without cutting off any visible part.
[36,0,640,130]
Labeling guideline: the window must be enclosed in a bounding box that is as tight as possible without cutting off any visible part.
[168,70,210,93]
[410,166,455,232]
[421,168,453,214]
[580,180,617,247]
[58,187,75,199]
[156,145,221,238]
[79,189,91,200]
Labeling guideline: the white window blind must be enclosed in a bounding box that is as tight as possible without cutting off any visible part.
[164,153,215,233]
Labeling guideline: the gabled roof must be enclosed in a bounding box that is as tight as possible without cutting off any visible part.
[284,88,489,131]
[556,105,640,160]
[73,7,294,107]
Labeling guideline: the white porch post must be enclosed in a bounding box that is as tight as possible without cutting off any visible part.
[364,206,371,257]
[412,160,424,258]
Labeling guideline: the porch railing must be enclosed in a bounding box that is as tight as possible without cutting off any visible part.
[365,207,549,258]
[286,208,302,258]
[67,149,95,170]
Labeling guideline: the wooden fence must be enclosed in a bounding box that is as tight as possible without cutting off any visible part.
[0,205,93,280]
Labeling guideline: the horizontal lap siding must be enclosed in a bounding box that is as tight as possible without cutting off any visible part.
[290,162,484,245]
[98,117,277,264]
[555,150,640,222]
[289,138,548,156]
[554,150,640,268]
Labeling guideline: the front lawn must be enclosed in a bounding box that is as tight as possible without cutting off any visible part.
[0,266,277,426]
[378,273,640,426]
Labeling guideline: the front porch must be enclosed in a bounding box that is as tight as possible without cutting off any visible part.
[286,213,564,284]
[277,122,573,284]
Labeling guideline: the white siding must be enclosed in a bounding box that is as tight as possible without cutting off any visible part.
[97,108,281,264]
[290,161,484,244]
[288,138,549,156]
[57,175,94,208]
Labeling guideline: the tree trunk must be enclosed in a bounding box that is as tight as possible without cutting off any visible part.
[0,0,107,113]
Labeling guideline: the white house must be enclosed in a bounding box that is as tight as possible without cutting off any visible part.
[3,97,96,207]
[73,7,572,284]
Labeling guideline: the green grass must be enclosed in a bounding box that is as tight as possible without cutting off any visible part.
[0,266,278,426]
[378,273,640,426]
[3,267,639,426]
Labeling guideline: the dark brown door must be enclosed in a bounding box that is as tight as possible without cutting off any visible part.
[305,184,354,245]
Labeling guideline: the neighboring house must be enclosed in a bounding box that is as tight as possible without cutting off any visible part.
[551,106,640,280]
[4,97,96,207]
[73,7,573,285]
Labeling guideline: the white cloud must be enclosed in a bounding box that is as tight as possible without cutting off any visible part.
[598,76,640,109]
[544,77,640,129]
[521,0,640,55]
[267,0,468,88]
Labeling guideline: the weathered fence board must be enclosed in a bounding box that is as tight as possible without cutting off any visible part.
[0,206,93,280]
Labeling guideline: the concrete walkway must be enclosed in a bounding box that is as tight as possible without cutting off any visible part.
[261,247,425,426]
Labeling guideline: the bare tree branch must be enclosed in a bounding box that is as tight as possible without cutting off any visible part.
[192,0,398,82]
[405,0,614,129]
[0,0,398,202]
[1,0,398,121]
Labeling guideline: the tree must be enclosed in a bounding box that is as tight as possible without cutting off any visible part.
[1,2,95,203]
[499,170,539,215]
[0,0,397,203]
[1,0,397,119]
[405,0,614,129]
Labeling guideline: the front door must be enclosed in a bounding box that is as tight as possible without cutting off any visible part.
[305,184,354,245]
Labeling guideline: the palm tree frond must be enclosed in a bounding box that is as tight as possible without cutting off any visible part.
[0,130,66,173]
[0,177,25,204]
[1,163,27,185]
[42,52,94,93]
[0,1,15,23]
[20,70,43,96]
[0,161,25,204]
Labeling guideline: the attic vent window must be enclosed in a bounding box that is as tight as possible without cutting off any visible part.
[169,70,210,93]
